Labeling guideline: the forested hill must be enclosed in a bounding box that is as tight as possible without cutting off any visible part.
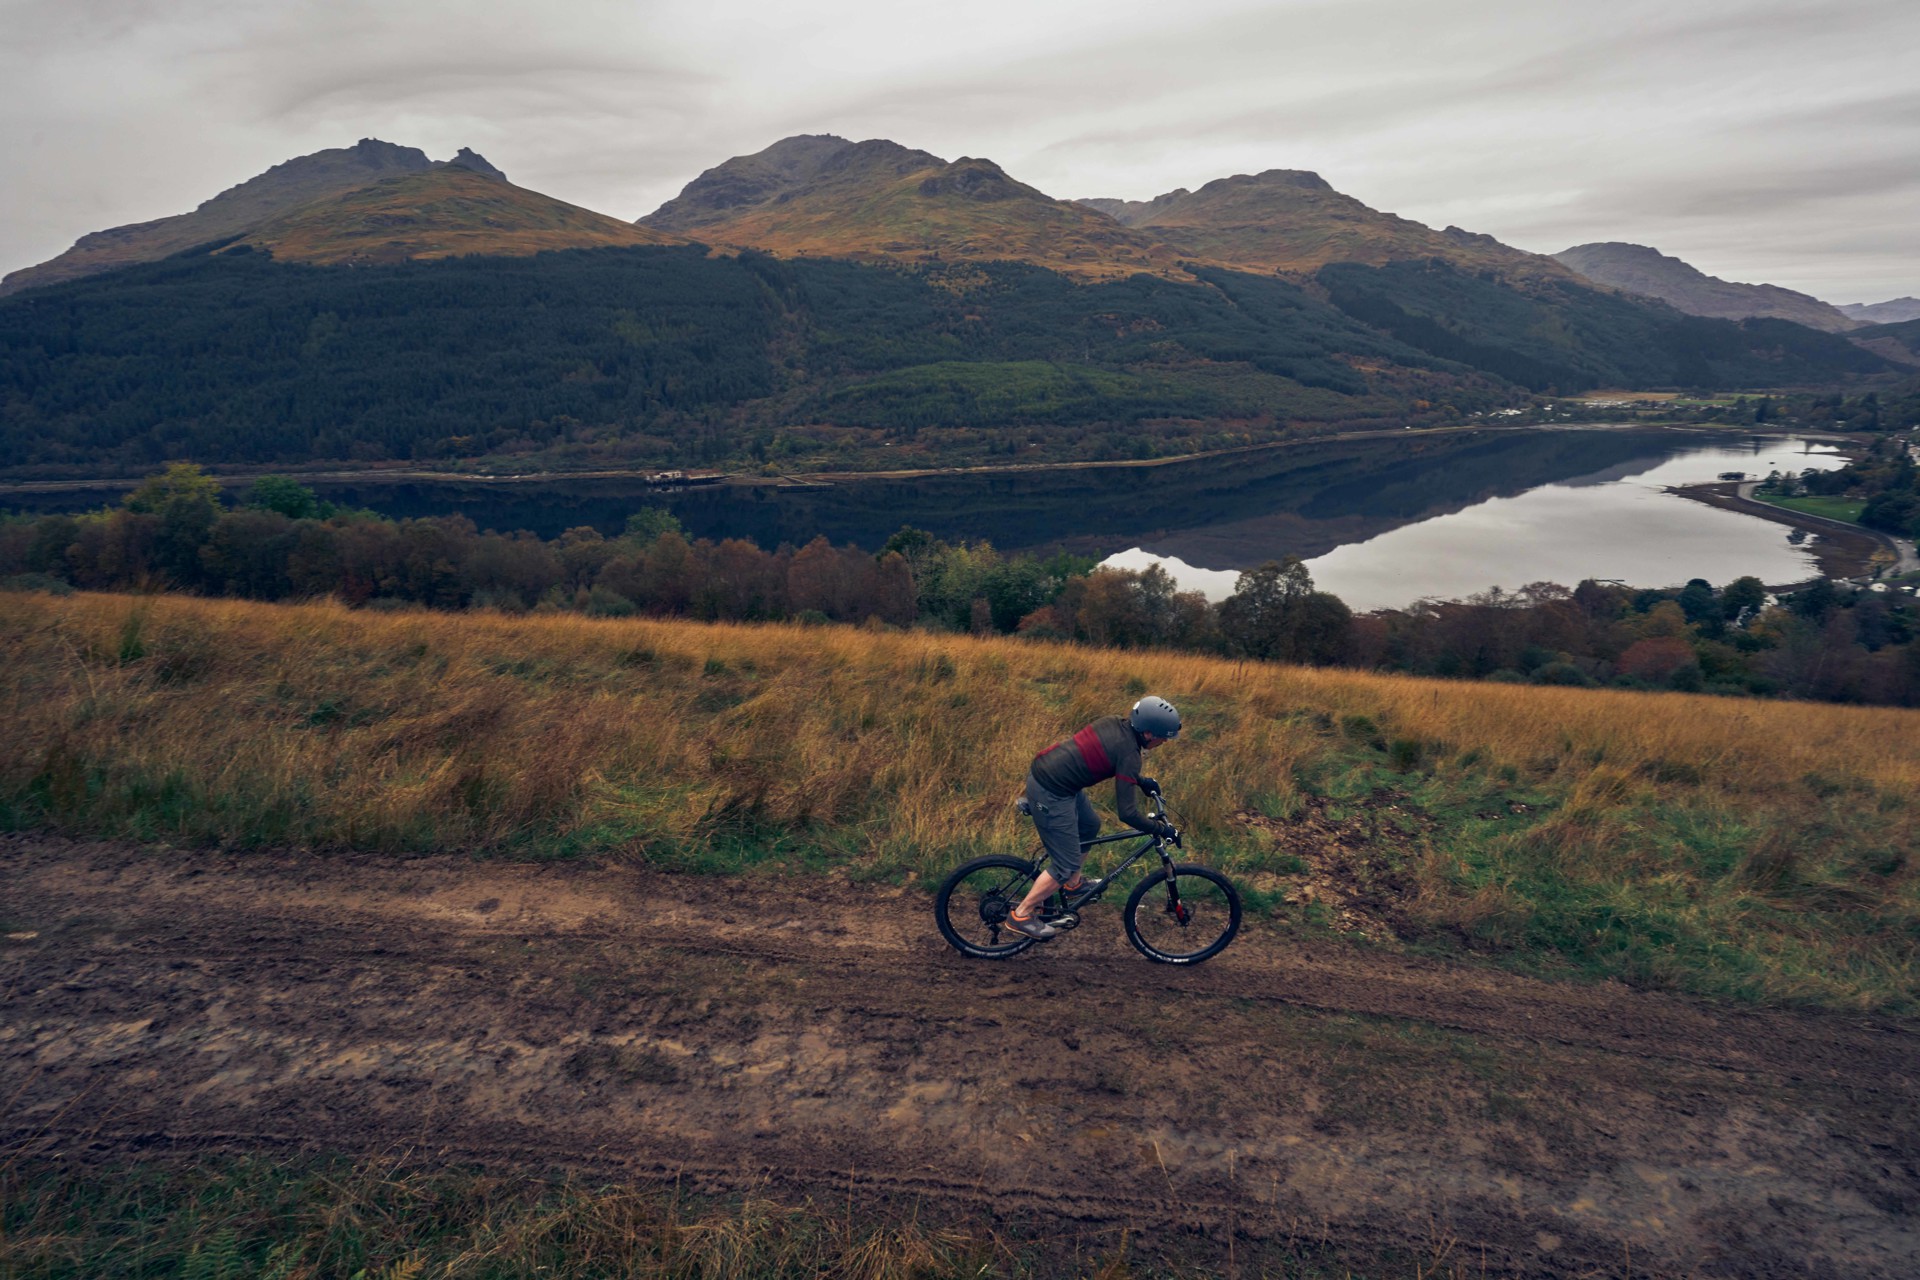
[0,244,1894,475]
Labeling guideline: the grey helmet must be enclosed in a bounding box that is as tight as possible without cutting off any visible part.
[1130,695,1181,740]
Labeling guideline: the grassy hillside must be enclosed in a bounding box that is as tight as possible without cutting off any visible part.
[4,589,1916,1011]
[237,166,684,265]
[1085,169,1570,281]
[683,156,1180,280]
[0,138,442,296]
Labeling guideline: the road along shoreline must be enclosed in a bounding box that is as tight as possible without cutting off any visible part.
[1670,479,1913,582]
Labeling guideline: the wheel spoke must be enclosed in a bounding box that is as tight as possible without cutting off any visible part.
[1126,867,1240,963]
[935,858,1039,957]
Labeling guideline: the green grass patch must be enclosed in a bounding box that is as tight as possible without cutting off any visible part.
[1756,493,1867,524]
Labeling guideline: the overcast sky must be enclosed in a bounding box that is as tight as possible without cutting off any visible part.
[4,0,1914,302]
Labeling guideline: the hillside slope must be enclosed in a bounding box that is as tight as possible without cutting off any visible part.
[236,166,683,266]
[0,249,1495,470]
[1080,170,1572,280]
[640,134,1181,279]
[0,139,498,296]
[1553,241,1859,332]
[1850,317,1920,365]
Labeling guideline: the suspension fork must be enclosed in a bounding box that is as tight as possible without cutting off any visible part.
[1157,845,1190,923]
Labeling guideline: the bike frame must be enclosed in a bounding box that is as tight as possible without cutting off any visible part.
[1031,795,1183,916]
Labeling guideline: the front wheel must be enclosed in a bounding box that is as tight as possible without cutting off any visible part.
[1124,863,1241,964]
[934,855,1042,959]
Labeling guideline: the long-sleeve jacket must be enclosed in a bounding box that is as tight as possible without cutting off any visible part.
[1029,715,1157,833]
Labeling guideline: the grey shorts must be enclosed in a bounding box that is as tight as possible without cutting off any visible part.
[1025,772,1101,882]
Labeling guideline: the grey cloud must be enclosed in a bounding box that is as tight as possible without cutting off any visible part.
[2,0,1916,300]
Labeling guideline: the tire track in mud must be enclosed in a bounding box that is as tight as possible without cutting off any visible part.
[4,836,1918,1279]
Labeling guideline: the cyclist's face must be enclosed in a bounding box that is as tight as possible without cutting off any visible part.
[1142,733,1166,750]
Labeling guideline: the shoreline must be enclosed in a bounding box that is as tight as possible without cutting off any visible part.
[1668,479,1911,582]
[0,420,1831,497]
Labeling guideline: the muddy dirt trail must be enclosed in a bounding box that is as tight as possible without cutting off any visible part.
[3,836,1916,1278]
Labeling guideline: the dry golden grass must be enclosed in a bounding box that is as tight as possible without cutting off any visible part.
[4,589,1917,1008]
[244,168,684,267]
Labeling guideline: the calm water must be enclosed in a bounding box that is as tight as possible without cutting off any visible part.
[5,427,1848,607]
[1102,434,1847,610]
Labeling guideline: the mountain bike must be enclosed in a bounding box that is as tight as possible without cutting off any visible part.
[933,783,1241,964]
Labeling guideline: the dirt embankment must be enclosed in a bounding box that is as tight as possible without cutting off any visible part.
[4,836,1916,1278]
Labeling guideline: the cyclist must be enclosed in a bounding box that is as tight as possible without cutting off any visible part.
[1005,695,1181,940]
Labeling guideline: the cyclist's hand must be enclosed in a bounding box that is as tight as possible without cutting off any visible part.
[1153,819,1178,843]
[1136,775,1160,797]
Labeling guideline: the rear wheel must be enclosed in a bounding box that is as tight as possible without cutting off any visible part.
[1123,864,1241,964]
[934,855,1043,959]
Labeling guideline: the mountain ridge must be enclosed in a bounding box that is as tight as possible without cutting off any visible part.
[1840,297,1920,325]
[639,134,1181,280]
[232,167,682,267]
[0,139,518,296]
[1552,242,1859,333]
[1074,170,1574,281]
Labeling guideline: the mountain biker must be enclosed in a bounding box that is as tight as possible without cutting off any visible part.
[1005,696,1181,940]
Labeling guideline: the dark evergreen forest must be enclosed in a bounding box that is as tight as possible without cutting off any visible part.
[0,245,1891,473]
[1318,260,1891,392]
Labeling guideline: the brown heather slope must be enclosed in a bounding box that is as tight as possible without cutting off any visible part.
[235,166,684,266]
[0,139,455,295]
[640,134,1184,279]
[1554,242,1862,333]
[1078,170,1576,281]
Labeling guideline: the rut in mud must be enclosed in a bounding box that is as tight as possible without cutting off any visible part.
[3,835,1916,1278]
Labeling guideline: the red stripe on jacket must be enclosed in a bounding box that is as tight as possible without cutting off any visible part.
[1071,724,1112,779]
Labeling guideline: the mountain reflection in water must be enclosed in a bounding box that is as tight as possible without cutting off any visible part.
[279,428,1830,561]
[1105,432,1846,610]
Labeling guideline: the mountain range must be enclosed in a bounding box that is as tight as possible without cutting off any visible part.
[0,133,1906,476]
[6,132,1908,328]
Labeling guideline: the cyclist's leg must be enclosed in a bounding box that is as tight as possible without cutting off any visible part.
[1065,792,1100,891]
[1016,775,1083,918]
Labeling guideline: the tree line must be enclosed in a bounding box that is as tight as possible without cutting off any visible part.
[6,464,1917,707]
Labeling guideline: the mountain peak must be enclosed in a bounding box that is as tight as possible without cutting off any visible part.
[1079,170,1562,279]
[1203,169,1333,194]
[1554,242,1858,332]
[233,164,681,266]
[445,147,506,181]
[640,134,1177,279]
[916,158,1024,202]
[1,138,509,295]
[641,134,945,232]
